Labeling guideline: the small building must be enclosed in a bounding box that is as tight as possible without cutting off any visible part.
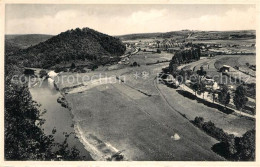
[163,74,179,87]
[219,65,231,72]
[212,82,220,90]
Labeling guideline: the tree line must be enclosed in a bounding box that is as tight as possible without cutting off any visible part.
[169,48,201,72]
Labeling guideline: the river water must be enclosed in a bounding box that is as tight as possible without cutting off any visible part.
[29,78,93,160]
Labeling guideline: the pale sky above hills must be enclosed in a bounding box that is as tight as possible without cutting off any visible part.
[5,4,256,35]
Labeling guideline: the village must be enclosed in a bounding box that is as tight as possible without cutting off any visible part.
[122,34,256,118]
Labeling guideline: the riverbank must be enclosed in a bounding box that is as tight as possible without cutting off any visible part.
[29,77,93,160]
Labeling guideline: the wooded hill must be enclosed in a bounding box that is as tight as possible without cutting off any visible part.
[8,27,126,69]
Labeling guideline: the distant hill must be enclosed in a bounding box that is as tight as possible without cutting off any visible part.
[5,34,53,49]
[118,31,190,41]
[8,28,126,68]
[118,30,256,41]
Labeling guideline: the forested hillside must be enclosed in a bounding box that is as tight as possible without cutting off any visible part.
[8,27,126,68]
[5,34,53,50]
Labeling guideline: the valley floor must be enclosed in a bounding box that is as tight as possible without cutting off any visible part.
[61,63,224,160]
[53,50,255,161]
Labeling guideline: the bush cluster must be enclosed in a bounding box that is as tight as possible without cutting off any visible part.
[193,116,255,161]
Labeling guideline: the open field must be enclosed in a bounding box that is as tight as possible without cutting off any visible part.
[64,71,224,160]
[214,55,253,69]
[238,55,256,66]
[129,51,172,65]
[157,83,255,136]
[192,39,255,46]
[214,55,256,83]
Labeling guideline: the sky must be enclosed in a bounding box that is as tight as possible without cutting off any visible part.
[5,4,256,35]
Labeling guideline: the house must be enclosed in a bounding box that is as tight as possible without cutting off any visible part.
[219,65,231,72]
[163,74,179,87]
[212,82,220,90]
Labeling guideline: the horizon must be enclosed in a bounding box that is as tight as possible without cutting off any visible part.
[5,4,256,35]
[4,29,256,37]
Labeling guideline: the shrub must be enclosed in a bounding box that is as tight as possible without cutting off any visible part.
[54,66,65,73]
[193,117,231,142]
[131,62,140,67]
[193,117,204,128]
[91,64,98,71]
[39,70,47,78]
[70,62,76,69]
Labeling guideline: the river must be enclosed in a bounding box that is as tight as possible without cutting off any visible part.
[29,77,93,160]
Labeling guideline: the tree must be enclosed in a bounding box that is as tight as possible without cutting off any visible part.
[212,90,217,103]
[192,82,200,96]
[169,63,178,75]
[186,70,193,80]
[218,85,231,109]
[197,66,206,80]
[91,64,98,71]
[177,70,186,84]
[236,129,255,161]
[70,62,76,69]
[199,82,206,99]
[233,85,248,111]
[156,40,160,48]
[39,70,48,78]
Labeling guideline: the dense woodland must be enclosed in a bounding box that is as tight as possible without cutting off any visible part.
[8,27,126,69]
[168,48,201,72]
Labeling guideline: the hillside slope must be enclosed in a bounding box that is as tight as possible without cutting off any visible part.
[9,28,126,68]
[5,34,53,49]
